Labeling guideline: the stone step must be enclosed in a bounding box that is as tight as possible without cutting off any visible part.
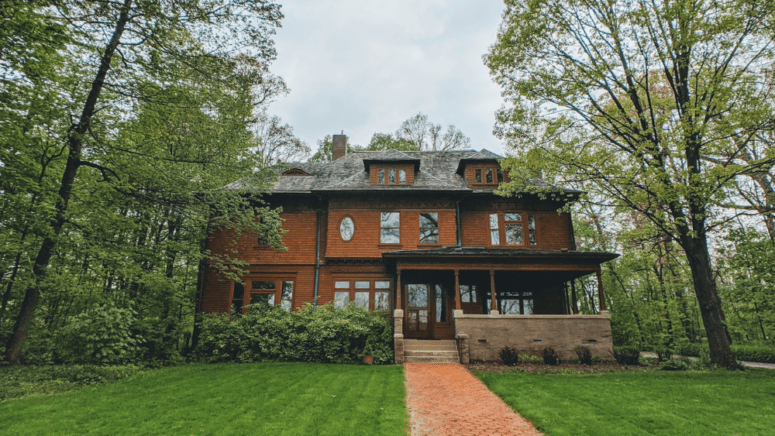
[404,340,458,351]
[404,355,460,363]
[405,350,460,358]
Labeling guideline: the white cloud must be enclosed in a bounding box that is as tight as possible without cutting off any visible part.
[268,1,507,155]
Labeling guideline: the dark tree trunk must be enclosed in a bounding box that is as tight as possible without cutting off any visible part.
[4,0,132,364]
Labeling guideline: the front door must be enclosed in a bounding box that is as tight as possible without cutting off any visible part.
[405,283,454,339]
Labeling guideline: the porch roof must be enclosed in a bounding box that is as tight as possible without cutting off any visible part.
[382,246,619,264]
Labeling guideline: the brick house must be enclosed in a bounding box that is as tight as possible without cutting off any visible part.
[201,134,618,363]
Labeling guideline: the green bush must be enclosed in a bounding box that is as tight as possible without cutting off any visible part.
[194,303,393,364]
[731,345,775,363]
[655,346,673,362]
[499,347,519,366]
[575,346,593,365]
[55,301,143,365]
[660,357,691,371]
[676,342,702,357]
[613,346,641,365]
[542,347,560,365]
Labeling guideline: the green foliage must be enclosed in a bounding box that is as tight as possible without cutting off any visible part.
[55,301,142,365]
[194,303,393,364]
[613,346,641,366]
[0,364,140,401]
[520,354,542,364]
[574,346,593,365]
[731,345,775,363]
[499,346,520,366]
[542,347,560,365]
[655,347,674,362]
[659,358,692,371]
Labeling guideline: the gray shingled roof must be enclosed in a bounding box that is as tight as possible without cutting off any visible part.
[226,149,565,194]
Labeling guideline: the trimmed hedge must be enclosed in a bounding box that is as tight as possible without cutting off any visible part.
[194,303,393,364]
[732,345,775,364]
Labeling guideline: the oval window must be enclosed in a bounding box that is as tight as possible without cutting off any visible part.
[340,217,354,241]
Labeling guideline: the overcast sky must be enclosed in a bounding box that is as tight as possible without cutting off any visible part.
[267,1,508,157]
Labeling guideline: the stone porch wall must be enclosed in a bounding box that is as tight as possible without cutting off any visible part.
[454,312,614,362]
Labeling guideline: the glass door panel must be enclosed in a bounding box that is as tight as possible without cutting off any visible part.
[406,284,429,336]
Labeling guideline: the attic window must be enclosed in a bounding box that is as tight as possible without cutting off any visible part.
[378,169,385,184]
[399,170,406,183]
[283,168,310,176]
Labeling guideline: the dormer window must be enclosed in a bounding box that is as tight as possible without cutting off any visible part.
[389,169,396,184]
[467,165,505,188]
[399,170,406,183]
[476,169,482,183]
[372,165,413,185]
[378,169,385,184]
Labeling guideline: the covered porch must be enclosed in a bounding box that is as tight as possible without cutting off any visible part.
[383,248,619,363]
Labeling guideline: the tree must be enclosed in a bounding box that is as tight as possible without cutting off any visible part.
[364,133,417,152]
[3,0,283,364]
[251,113,311,165]
[487,0,775,368]
[395,113,471,151]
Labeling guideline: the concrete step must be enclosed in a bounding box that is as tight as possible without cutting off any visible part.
[405,345,458,351]
[404,340,458,351]
[405,350,459,358]
[404,355,460,363]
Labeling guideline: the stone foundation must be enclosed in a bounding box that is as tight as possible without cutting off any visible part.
[454,312,613,362]
[394,309,404,364]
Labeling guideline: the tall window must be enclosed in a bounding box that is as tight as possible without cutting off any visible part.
[505,213,523,245]
[475,169,482,183]
[378,169,385,184]
[388,169,396,183]
[489,213,500,245]
[231,282,245,314]
[380,212,400,243]
[419,212,439,244]
[399,169,406,184]
[486,168,493,183]
[528,214,537,245]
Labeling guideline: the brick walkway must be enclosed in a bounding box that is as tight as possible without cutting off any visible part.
[404,363,543,436]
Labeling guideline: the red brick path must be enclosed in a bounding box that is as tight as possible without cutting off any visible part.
[404,363,543,436]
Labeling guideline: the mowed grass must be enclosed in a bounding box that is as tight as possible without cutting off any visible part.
[0,363,408,436]
[476,370,775,436]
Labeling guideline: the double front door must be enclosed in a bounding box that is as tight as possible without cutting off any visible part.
[404,282,454,339]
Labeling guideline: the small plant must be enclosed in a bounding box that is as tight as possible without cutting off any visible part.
[660,357,691,371]
[499,346,520,366]
[520,354,542,364]
[542,347,560,365]
[575,346,593,365]
[613,346,641,365]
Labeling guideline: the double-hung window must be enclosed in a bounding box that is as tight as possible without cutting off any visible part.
[419,212,439,244]
[381,212,400,243]
[505,213,523,245]
[489,214,500,245]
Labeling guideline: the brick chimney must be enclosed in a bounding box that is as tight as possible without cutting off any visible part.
[332,132,347,161]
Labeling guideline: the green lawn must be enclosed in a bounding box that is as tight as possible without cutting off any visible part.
[475,370,775,436]
[0,363,408,436]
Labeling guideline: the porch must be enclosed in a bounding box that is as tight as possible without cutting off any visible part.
[383,247,619,363]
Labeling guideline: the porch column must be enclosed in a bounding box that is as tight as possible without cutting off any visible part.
[396,269,402,310]
[596,270,607,311]
[489,269,498,314]
[570,280,579,314]
[454,269,461,310]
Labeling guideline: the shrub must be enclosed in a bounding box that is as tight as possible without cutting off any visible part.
[499,347,520,366]
[655,346,673,362]
[731,345,775,363]
[542,347,560,365]
[194,303,393,364]
[575,346,593,365]
[613,346,641,365]
[520,354,542,364]
[676,342,702,357]
[660,357,691,371]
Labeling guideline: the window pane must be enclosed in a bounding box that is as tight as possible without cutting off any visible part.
[334,281,350,289]
[399,169,406,183]
[475,169,482,183]
[497,169,504,183]
[506,224,523,245]
[252,281,276,290]
[486,168,493,183]
[232,300,243,314]
[505,213,521,221]
[374,281,391,289]
[528,215,536,245]
[435,285,446,322]
[334,292,349,310]
[340,217,354,241]
[489,214,499,229]
[381,228,400,244]
[250,293,275,306]
[355,292,369,309]
[490,230,500,245]
[355,281,370,289]
[378,169,384,184]
[523,299,534,315]
[281,281,293,311]
[460,285,477,303]
[419,228,438,244]
[375,292,389,310]
[389,169,396,183]
[381,212,400,227]
[407,284,428,307]
[419,213,438,244]
[233,282,245,299]
[501,298,520,314]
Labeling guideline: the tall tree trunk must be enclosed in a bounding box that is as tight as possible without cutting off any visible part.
[4,0,132,364]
